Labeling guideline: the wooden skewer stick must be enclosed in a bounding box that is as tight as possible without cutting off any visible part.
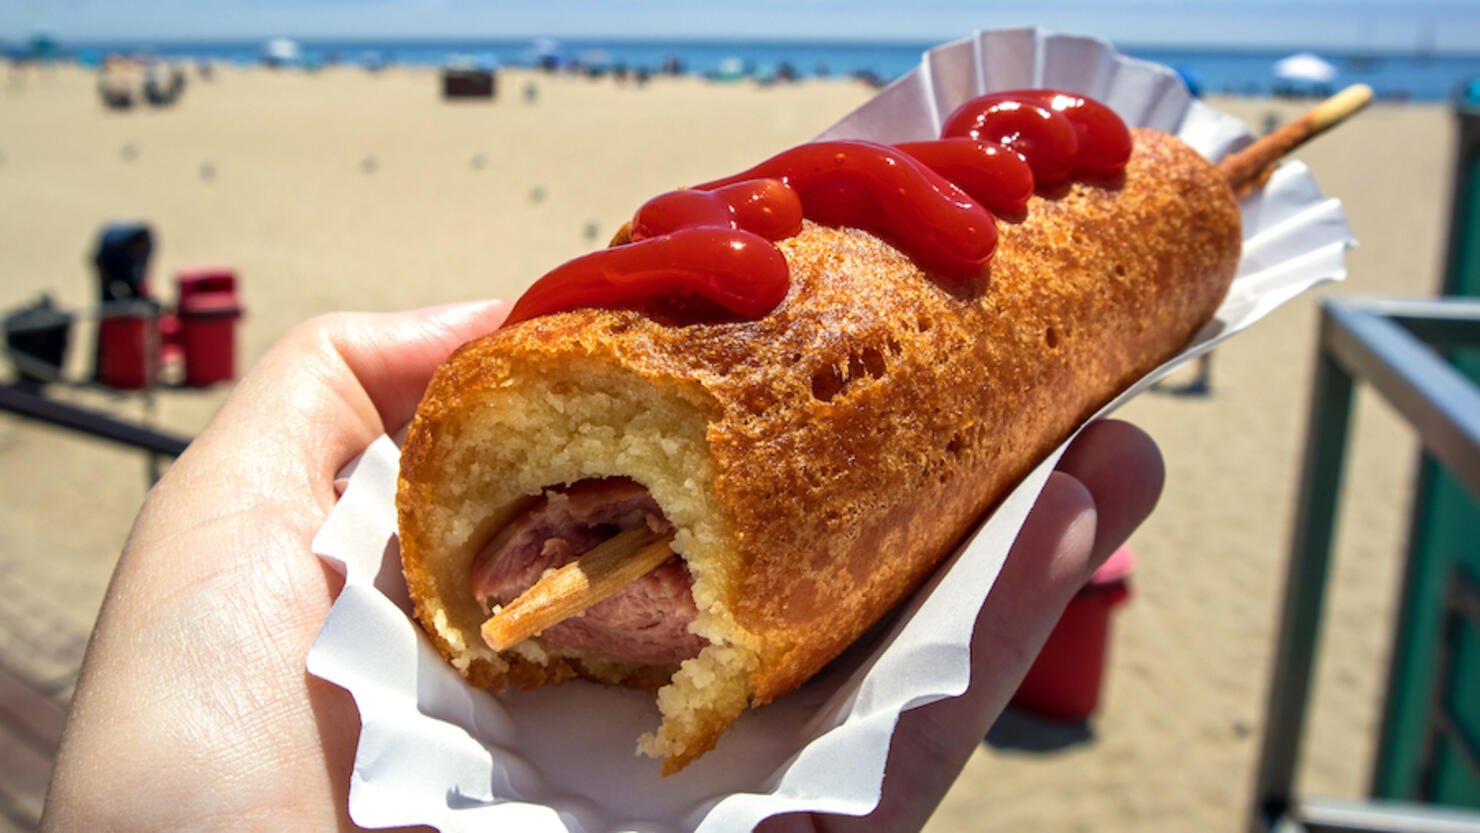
[1219,83,1373,191]
[481,527,677,651]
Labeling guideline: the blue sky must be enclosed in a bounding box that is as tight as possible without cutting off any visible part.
[5,0,1480,52]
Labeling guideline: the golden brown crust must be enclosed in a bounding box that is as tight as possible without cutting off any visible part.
[725,128,1242,700]
[398,127,1241,764]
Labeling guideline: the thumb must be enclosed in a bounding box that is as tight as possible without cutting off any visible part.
[177,300,510,511]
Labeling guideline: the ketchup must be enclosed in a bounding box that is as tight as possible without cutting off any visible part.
[939,96,1079,185]
[894,138,1035,216]
[631,179,803,243]
[696,140,997,278]
[944,90,1132,179]
[504,89,1130,328]
[503,227,789,326]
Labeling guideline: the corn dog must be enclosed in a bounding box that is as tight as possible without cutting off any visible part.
[397,86,1368,774]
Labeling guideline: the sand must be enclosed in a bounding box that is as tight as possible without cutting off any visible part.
[0,62,1454,830]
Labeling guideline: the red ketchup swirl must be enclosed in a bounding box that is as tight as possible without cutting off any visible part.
[894,138,1034,216]
[503,89,1129,328]
[630,179,803,243]
[696,140,998,278]
[504,180,800,326]
[942,90,1132,181]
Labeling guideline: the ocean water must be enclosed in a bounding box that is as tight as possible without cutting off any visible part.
[60,36,1480,102]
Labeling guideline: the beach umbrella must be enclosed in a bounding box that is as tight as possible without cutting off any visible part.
[525,37,564,68]
[713,56,748,81]
[578,49,611,69]
[262,37,301,67]
[1174,65,1204,98]
[1273,51,1338,83]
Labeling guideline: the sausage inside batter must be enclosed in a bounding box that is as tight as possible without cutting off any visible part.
[469,479,705,666]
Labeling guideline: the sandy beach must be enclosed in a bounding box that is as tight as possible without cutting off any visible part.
[0,61,1455,830]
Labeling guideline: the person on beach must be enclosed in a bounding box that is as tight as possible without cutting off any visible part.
[41,302,1163,832]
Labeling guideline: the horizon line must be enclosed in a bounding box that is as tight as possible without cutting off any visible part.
[20,31,1480,59]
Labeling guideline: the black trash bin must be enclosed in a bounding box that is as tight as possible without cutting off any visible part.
[442,68,496,99]
[92,223,155,302]
[4,296,74,390]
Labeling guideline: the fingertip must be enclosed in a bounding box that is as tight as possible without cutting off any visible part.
[1039,470,1098,536]
[1057,419,1164,566]
[1062,419,1164,487]
[334,299,512,431]
[193,301,515,491]
[1001,470,1099,599]
[421,298,512,336]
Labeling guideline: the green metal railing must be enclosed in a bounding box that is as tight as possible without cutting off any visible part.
[1369,87,1480,808]
[1249,297,1480,833]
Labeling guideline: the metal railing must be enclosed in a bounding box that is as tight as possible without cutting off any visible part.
[0,383,189,458]
[2,318,191,481]
[1251,296,1480,833]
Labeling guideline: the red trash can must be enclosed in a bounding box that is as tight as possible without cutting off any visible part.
[178,291,241,387]
[175,267,237,308]
[95,299,161,390]
[1011,545,1134,722]
[169,268,238,367]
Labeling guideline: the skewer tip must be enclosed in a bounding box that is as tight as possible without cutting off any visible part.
[1219,83,1374,191]
[1312,84,1374,131]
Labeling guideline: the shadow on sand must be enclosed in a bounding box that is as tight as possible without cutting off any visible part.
[984,706,1095,753]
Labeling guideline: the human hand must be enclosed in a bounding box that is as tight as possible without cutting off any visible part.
[42,301,1161,833]
[43,301,510,832]
[757,418,1163,833]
